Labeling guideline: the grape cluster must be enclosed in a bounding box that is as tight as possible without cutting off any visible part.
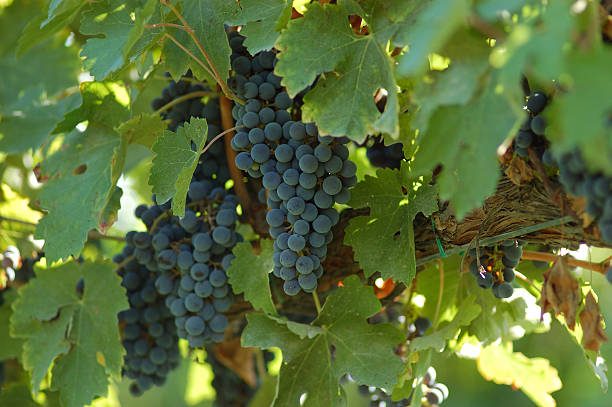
[161,192,240,348]
[365,137,405,169]
[228,33,356,295]
[115,257,181,396]
[513,90,549,159]
[549,149,612,244]
[358,367,448,406]
[151,72,219,133]
[468,241,522,298]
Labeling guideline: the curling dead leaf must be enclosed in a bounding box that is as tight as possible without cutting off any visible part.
[504,156,533,186]
[539,257,580,330]
[214,338,257,387]
[579,291,609,353]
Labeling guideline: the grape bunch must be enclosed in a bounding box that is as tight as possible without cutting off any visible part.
[151,72,220,133]
[365,137,405,169]
[227,33,356,295]
[115,257,181,397]
[468,241,522,298]
[550,149,612,244]
[513,90,549,159]
[358,367,448,406]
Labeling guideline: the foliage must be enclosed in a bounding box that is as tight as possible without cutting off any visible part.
[0,1,611,407]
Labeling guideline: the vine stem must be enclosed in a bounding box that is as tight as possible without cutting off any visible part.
[159,0,241,104]
[419,216,575,265]
[513,270,541,293]
[219,95,251,209]
[154,90,215,115]
[162,33,216,80]
[432,260,444,331]
[199,125,243,158]
[521,250,608,274]
[0,215,124,242]
[312,291,322,314]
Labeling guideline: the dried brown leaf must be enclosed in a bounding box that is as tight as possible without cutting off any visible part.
[213,337,258,387]
[579,291,609,352]
[539,257,581,329]
[504,157,533,186]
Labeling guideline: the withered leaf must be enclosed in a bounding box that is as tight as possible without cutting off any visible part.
[213,337,258,387]
[539,257,581,329]
[579,291,609,353]
[504,156,533,186]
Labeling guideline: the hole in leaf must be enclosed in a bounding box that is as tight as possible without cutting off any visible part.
[73,164,87,175]
[393,231,401,240]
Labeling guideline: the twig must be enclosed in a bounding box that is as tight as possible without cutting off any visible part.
[154,90,215,115]
[418,216,575,265]
[199,126,243,158]
[219,95,251,209]
[145,22,193,32]
[432,259,444,330]
[312,291,322,314]
[521,250,608,274]
[162,33,215,80]
[513,270,541,293]
[114,255,135,271]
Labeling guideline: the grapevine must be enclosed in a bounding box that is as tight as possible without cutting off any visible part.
[1,2,612,407]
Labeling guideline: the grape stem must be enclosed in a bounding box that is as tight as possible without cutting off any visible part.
[0,215,124,242]
[159,0,241,104]
[432,259,444,331]
[312,291,322,314]
[154,90,216,115]
[199,125,244,158]
[512,270,541,294]
[162,33,216,80]
[520,250,608,274]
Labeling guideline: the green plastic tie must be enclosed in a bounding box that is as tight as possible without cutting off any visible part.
[431,218,446,257]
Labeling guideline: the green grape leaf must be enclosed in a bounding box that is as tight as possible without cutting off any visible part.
[79,0,157,79]
[477,344,562,407]
[394,0,471,77]
[17,1,88,55]
[242,276,405,407]
[230,0,292,53]
[34,125,122,262]
[412,30,490,133]
[275,2,398,141]
[409,296,481,352]
[412,77,515,219]
[345,164,438,285]
[391,348,432,405]
[0,90,81,155]
[548,49,612,175]
[0,290,25,362]
[148,117,208,217]
[0,383,40,407]
[0,32,80,153]
[416,257,462,328]
[162,0,239,84]
[54,81,130,133]
[117,112,167,149]
[226,239,277,315]
[10,260,127,407]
